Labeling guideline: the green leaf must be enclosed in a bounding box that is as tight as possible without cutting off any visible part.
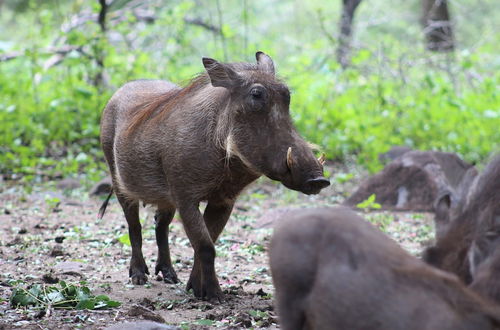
[76,299,95,310]
[105,300,121,308]
[248,310,259,317]
[28,284,43,297]
[75,87,92,98]
[95,294,110,301]
[357,194,381,210]
[335,173,354,183]
[196,319,215,326]
[47,291,65,304]
[76,288,90,301]
[10,289,31,307]
[118,233,131,246]
[9,281,121,311]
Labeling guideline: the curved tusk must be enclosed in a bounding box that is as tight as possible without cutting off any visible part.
[318,153,326,166]
[286,147,293,170]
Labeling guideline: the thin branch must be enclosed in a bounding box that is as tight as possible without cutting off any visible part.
[316,10,337,46]
[0,45,82,62]
[61,7,221,35]
[183,17,221,34]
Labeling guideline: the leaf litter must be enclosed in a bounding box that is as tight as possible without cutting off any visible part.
[0,163,435,329]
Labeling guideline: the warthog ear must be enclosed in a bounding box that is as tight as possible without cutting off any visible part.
[468,241,486,276]
[202,57,240,89]
[433,192,452,240]
[256,51,275,76]
[434,192,451,223]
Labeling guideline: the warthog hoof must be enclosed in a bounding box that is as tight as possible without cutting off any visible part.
[155,264,179,284]
[187,278,224,303]
[129,263,149,285]
[131,273,148,285]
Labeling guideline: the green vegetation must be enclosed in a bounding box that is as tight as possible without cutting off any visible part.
[9,280,121,310]
[1,0,499,181]
[365,212,395,233]
[356,193,382,210]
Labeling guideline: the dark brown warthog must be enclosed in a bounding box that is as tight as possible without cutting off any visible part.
[344,150,476,213]
[270,207,500,330]
[423,154,500,287]
[99,52,329,301]
[471,249,500,304]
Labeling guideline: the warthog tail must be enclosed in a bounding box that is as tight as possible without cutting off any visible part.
[98,187,114,219]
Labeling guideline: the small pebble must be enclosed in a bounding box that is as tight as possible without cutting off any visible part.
[55,236,65,243]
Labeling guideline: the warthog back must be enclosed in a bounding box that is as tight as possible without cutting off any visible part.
[270,207,500,330]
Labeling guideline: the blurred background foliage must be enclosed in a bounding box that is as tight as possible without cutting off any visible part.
[0,0,499,183]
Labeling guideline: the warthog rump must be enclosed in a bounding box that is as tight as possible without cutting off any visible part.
[270,207,500,329]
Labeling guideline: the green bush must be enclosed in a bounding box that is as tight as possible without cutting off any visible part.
[0,0,499,179]
[287,50,500,171]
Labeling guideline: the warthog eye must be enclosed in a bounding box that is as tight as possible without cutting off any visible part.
[283,90,291,105]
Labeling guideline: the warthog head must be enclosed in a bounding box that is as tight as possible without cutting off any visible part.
[203,52,330,194]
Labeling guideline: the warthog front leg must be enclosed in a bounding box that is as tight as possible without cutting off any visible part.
[154,207,179,284]
[204,201,234,242]
[186,201,234,301]
[179,202,223,302]
[117,195,149,285]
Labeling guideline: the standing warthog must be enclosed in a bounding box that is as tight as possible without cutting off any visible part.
[270,207,500,330]
[424,154,500,302]
[99,52,330,301]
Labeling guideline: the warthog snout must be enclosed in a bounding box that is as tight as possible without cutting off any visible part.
[303,176,330,195]
[278,145,330,195]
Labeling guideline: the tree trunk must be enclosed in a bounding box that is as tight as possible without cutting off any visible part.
[94,0,109,89]
[98,0,108,32]
[422,0,454,52]
[337,0,362,68]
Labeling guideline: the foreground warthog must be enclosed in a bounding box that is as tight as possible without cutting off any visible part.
[99,52,329,301]
[270,207,500,330]
[424,154,500,299]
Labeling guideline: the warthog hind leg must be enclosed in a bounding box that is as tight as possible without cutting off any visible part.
[154,207,179,284]
[117,195,149,285]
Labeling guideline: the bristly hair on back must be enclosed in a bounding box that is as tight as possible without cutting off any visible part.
[124,60,287,167]
[124,73,211,136]
[124,61,266,137]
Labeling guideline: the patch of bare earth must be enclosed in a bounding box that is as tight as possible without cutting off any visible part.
[0,164,435,329]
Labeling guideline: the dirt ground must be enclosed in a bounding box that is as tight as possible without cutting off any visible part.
[0,163,435,329]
